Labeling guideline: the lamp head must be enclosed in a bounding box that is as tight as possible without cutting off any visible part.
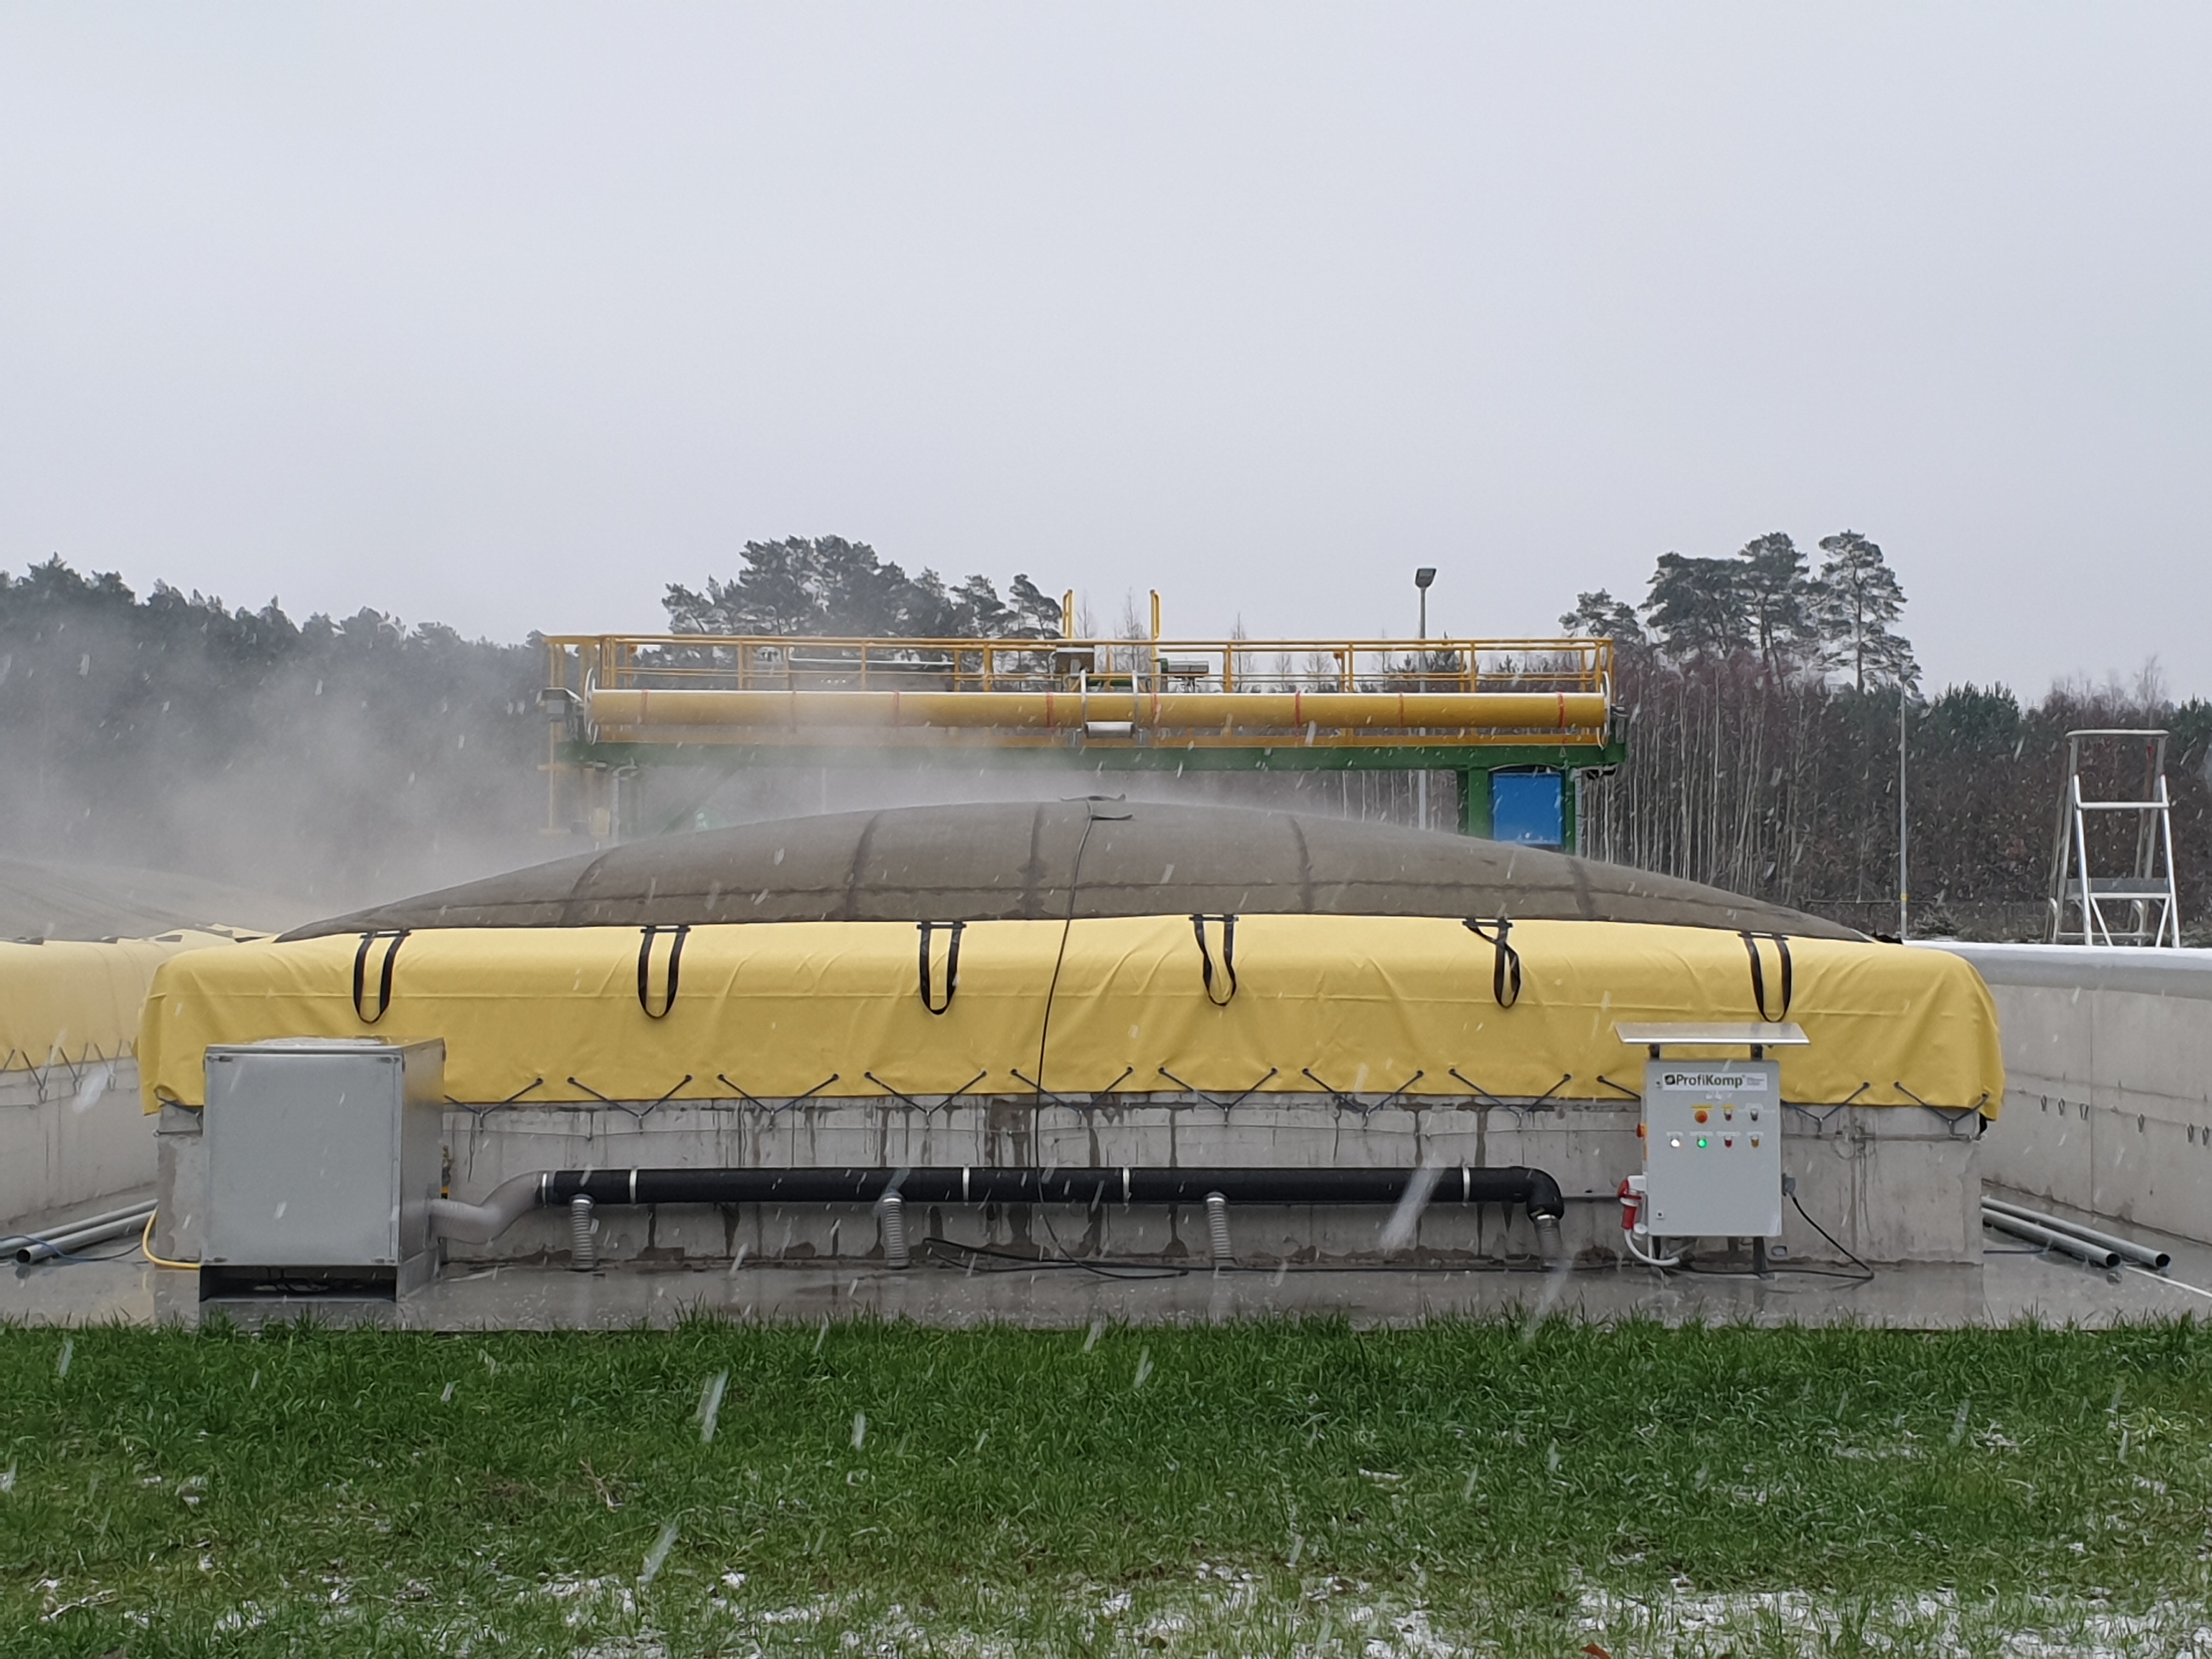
[1414,567,1437,590]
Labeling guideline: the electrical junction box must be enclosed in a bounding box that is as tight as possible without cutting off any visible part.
[201,1039,444,1299]
[1642,1057,1782,1239]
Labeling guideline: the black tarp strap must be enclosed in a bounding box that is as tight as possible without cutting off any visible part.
[1463,917,1522,1009]
[1191,913,1239,1006]
[637,924,691,1019]
[351,929,409,1025]
[918,921,964,1014]
[1740,930,1794,1023]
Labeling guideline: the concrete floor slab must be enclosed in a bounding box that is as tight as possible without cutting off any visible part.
[8,1219,2212,1332]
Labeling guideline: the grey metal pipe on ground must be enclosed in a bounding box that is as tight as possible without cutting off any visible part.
[14,1205,157,1265]
[1982,1207,2121,1269]
[1980,1197,2171,1271]
[425,1165,1568,1245]
[1,1199,161,1255]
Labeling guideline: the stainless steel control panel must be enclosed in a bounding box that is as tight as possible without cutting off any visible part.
[1643,1057,1782,1238]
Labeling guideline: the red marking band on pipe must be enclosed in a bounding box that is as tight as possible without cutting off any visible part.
[892,689,902,725]
[1557,692,1567,728]
[1293,690,1304,726]
[1044,690,1055,728]
[637,687,648,724]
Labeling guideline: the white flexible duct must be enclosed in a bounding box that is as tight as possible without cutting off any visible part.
[426,1174,547,1244]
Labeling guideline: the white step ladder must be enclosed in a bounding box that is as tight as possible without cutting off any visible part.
[2048,728,2181,946]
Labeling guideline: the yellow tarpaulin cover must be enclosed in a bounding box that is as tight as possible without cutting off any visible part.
[140,917,2002,1115]
[2,932,257,1075]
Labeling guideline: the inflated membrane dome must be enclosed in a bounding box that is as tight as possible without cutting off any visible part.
[147,802,2004,1114]
[285,800,1861,940]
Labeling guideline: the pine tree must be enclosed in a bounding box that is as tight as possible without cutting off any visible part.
[1642,552,1751,659]
[1735,532,1816,678]
[663,537,1061,638]
[1811,531,1916,692]
[1558,589,1646,647]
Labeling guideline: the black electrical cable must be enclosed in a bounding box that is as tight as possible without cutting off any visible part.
[1237,1257,1595,1279]
[1030,803,1103,1098]
[1025,805,1113,1273]
[1786,1188,1876,1284]
[918,1237,1188,1281]
[916,1234,1617,1279]
[1645,1192,1876,1286]
[14,1247,136,1271]
[10,1234,152,1267]
[1681,1263,1876,1284]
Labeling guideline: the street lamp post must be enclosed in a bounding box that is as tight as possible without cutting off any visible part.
[1414,567,1437,828]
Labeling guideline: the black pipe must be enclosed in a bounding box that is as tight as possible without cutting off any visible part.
[541,1165,1566,1222]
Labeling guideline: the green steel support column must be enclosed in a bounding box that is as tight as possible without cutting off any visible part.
[1459,768,1492,838]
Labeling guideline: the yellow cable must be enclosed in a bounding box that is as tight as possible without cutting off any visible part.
[140,1210,197,1271]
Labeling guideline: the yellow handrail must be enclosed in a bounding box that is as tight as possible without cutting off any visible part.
[545,633,1612,702]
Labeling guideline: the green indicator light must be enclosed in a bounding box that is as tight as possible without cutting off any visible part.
[1696,1137,1709,1149]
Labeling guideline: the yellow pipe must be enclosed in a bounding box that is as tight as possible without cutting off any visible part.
[589,687,1609,732]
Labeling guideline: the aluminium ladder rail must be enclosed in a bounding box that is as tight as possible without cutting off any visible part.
[2048,729,2182,947]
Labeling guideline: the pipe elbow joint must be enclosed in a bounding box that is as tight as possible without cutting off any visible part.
[426,1173,547,1244]
[1522,1167,1566,1222]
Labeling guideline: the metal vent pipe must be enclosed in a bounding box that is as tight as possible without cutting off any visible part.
[568,1194,597,1272]
[1204,1192,1234,1266]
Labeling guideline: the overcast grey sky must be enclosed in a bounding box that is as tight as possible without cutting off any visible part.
[3,4,2207,695]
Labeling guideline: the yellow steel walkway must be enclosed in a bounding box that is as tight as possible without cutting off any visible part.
[540,627,1621,838]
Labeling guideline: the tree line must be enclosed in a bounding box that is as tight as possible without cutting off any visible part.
[0,543,1066,912]
[2,534,2202,938]
[664,537,1062,639]
[0,558,545,909]
[1564,533,2209,938]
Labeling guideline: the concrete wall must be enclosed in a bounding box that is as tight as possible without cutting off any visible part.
[0,1060,156,1231]
[158,1091,1985,1268]
[1925,943,2212,1240]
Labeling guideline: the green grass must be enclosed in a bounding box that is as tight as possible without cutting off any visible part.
[4,1315,2210,1655]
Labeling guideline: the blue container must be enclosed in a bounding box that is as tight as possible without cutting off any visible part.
[1490,769,1564,848]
